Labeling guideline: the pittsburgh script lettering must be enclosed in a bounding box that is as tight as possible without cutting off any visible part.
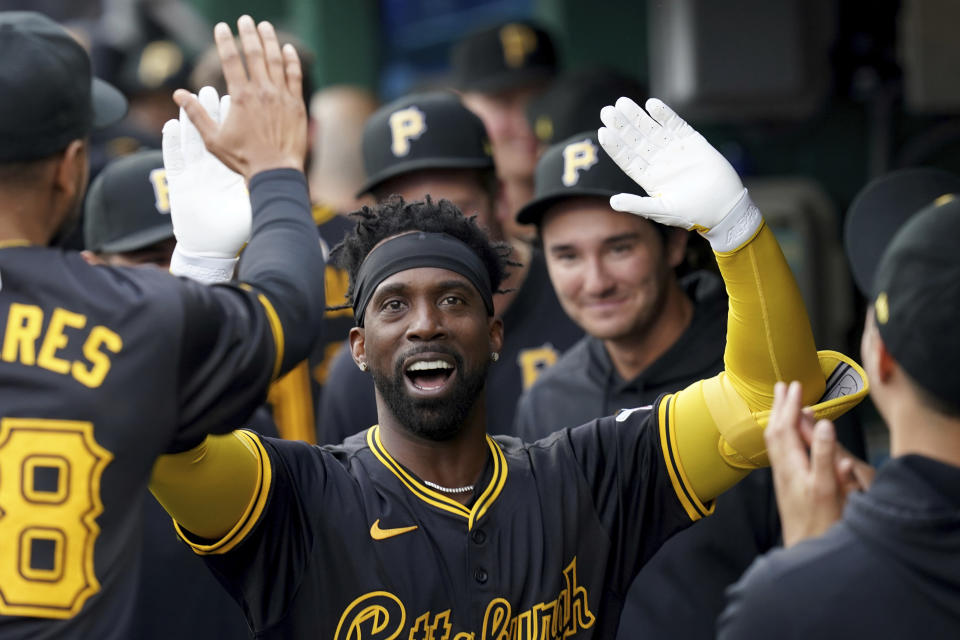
[334,558,595,640]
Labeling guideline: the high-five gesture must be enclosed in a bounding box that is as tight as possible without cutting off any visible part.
[173,16,307,180]
[163,87,252,283]
[598,98,760,253]
[764,381,874,548]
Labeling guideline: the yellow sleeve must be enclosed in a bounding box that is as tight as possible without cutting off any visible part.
[149,430,271,551]
[267,360,317,443]
[663,222,866,516]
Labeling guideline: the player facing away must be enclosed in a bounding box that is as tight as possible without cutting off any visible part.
[0,14,323,638]
[148,98,867,638]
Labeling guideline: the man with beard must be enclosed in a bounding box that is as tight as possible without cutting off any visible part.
[317,91,582,441]
[0,13,324,638]
[148,98,866,638]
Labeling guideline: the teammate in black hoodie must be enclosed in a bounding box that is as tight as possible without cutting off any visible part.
[718,171,960,639]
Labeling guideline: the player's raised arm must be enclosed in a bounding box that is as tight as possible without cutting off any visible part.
[167,16,320,374]
[150,17,324,537]
[598,99,867,517]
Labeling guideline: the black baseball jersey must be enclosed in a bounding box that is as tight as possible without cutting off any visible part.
[309,205,355,418]
[317,250,583,441]
[0,170,324,638]
[186,399,695,638]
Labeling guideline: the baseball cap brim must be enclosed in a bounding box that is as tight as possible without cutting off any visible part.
[844,168,960,296]
[516,187,618,225]
[91,77,128,129]
[357,156,494,198]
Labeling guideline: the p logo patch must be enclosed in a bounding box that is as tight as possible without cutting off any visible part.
[499,23,537,68]
[562,139,598,187]
[148,168,170,214]
[389,106,427,157]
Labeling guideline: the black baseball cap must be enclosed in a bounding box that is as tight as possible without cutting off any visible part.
[84,149,174,253]
[358,91,493,197]
[0,12,127,162]
[526,68,646,146]
[516,131,645,225]
[844,167,960,296]
[117,39,192,95]
[451,21,557,93]
[870,195,960,412]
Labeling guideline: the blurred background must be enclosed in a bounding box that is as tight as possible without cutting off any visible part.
[12,0,960,460]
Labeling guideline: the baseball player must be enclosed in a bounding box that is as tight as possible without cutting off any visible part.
[513,130,778,638]
[318,92,582,440]
[452,20,558,241]
[149,97,866,638]
[82,149,264,638]
[0,13,323,638]
[719,168,960,639]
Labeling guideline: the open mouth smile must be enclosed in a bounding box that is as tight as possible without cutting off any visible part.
[403,354,457,395]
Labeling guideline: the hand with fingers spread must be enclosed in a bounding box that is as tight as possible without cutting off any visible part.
[173,16,307,181]
[764,381,874,548]
[598,97,761,252]
[164,86,251,283]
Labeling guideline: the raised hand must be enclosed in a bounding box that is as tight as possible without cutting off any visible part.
[598,98,759,252]
[163,87,251,265]
[172,16,307,180]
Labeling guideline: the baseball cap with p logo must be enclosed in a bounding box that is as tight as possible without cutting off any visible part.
[0,11,127,162]
[357,92,493,197]
[84,150,174,254]
[516,131,645,225]
[451,21,557,93]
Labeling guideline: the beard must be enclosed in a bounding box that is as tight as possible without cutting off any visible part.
[371,344,489,441]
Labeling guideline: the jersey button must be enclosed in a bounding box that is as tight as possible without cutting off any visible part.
[471,529,486,545]
[474,568,488,584]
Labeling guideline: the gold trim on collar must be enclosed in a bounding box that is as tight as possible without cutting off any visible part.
[0,239,30,249]
[367,425,507,530]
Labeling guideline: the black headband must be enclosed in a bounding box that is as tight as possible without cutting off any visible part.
[352,232,495,326]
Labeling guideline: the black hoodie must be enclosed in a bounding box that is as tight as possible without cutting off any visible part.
[718,455,960,639]
[516,271,783,639]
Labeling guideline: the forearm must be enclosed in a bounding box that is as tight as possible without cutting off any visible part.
[149,431,262,540]
[715,210,822,408]
[671,220,823,503]
[239,169,326,377]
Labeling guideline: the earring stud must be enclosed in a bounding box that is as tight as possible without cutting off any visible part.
[491,352,500,362]
[359,362,368,372]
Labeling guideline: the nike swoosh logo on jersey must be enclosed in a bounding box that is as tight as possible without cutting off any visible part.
[370,519,418,541]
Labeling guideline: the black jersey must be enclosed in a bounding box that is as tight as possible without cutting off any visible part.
[186,400,695,639]
[316,250,583,441]
[0,170,324,637]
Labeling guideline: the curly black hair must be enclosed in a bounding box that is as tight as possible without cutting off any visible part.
[329,196,515,311]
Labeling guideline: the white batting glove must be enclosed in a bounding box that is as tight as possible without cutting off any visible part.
[598,97,761,253]
[163,86,251,283]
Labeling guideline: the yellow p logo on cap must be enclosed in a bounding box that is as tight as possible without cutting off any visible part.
[388,107,427,157]
[499,23,537,68]
[148,168,170,214]
[562,139,598,187]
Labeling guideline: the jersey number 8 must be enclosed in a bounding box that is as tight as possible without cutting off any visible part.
[0,419,112,619]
